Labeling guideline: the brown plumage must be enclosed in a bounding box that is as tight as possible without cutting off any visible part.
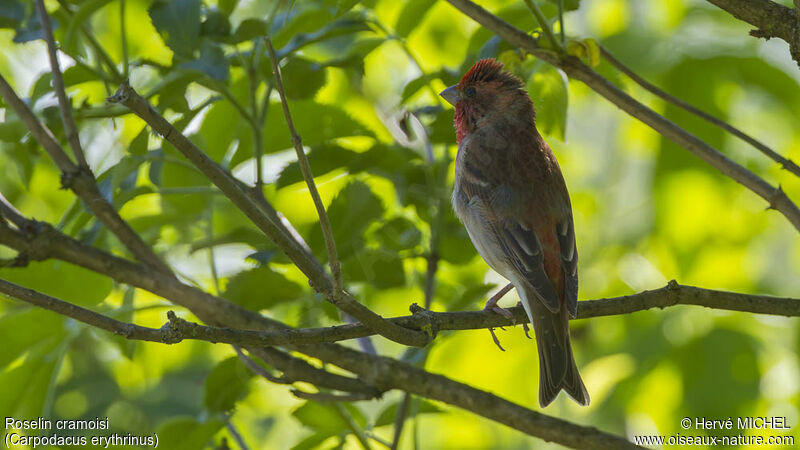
[441,59,589,407]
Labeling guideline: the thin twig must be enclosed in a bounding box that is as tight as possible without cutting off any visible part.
[444,0,800,232]
[0,278,168,342]
[599,45,800,177]
[0,193,27,228]
[264,38,344,298]
[522,0,564,53]
[107,81,429,347]
[0,209,638,449]
[0,76,171,273]
[35,0,89,168]
[120,0,129,79]
[233,346,289,384]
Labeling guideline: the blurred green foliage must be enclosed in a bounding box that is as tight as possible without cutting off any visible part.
[0,0,798,449]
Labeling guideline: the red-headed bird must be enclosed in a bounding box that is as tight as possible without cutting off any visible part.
[440,59,589,407]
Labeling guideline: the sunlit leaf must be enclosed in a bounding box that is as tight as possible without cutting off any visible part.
[149,0,202,58]
[205,357,254,412]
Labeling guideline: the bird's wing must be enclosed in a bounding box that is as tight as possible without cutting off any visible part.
[557,216,578,318]
[456,147,561,314]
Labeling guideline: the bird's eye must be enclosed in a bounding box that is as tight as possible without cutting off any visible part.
[465,86,477,97]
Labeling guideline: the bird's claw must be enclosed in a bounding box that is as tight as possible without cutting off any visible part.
[488,327,505,352]
[485,305,515,323]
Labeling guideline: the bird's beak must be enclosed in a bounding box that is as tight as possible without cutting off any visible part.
[440,85,459,106]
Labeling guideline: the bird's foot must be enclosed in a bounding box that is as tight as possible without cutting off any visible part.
[488,327,505,352]
[516,301,532,339]
[483,282,516,323]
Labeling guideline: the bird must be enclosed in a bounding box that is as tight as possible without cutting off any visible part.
[440,58,589,407]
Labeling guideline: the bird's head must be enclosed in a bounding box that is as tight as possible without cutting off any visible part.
[440,59,532,143]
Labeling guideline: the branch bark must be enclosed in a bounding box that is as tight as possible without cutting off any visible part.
[0,211,639,449]
[444,0,800,232]
[0,75,172,273]
[34,0,89,168]
[106,82,429,347]
[265,38,344,297]
[705,0,800,66]
[599,45,800,177]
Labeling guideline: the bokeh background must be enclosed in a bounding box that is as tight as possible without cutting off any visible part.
[0,0,798,448]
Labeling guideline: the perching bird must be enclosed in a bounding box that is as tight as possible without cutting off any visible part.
[440,59,589,407]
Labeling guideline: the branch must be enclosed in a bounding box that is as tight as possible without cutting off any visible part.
[599,45,800,177]
[107,82,429,347]
[0,211,637,449]
[40,281,799,348]
[0,277,167,342]
[0,75,171,273]
[444,0,800,232]
[265,38,344,297]
[34,0,89,168]
[705,0,800,66]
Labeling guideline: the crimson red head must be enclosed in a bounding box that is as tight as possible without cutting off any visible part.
[440,59,531,143]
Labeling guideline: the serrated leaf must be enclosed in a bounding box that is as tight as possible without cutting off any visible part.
[205,357,255,412]
[276,145,359,188]
[309,181,384,260]
[179,41,230,81]
[281,57,327,100]
[342,248,405,288]
[527,65,568,141]
[372,217,421,252]
[224,266,303,311]
[262,102,373,153]
[149,0,202,58]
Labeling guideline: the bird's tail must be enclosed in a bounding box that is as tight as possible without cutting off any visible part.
[522,285,589,408]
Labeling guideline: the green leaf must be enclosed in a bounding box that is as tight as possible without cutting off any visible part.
[375,399,443,427]
[309,181,384,260]
[291,432,331,450]
[156,418,224,450]
[526,65,568,141]
[372,217,422,252]
[200,10,231,38]
[218,0,238,16]
[205,357,255,412]
[63,0,114,54]
[230,18,267,43]
[401,73,439,104]
[13,7,43,43]
[395,0,432,38]
[62,64,97,86]
[224,266,303,311]
[293,401,366,436]
[149,0,202,58]
[336,0,361,17]
[281,57,327,100]
[0,260,112,306]
[0,0,25,29]
[0,348,60,418]
[276,145,359,188]
[342,248,406,288]
[179,41,230,81]
[262,102,373,153]
[129,128,149,155]
[0,308,65,369]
